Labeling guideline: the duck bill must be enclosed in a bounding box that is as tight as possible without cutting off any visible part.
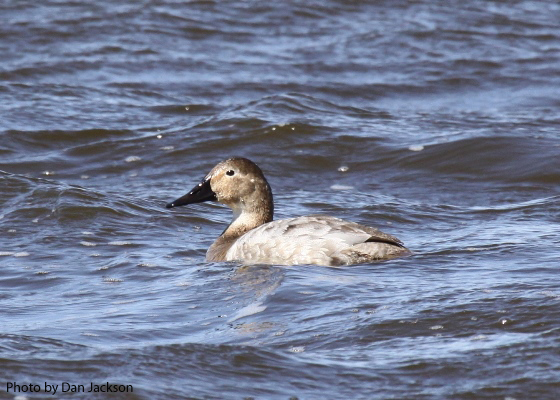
[166,178,217,209]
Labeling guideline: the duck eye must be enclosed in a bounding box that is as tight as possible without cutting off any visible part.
[226,170,235,176]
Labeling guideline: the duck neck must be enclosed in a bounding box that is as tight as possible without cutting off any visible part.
[221,198,273,239]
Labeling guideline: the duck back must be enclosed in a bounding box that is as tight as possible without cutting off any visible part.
[222,215,409,266]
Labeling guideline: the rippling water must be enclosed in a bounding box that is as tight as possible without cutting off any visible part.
[1,1,560,399]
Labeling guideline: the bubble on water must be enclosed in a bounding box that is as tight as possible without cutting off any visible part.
[108,241,132,246]
[8,229,16,233]
[125,156,141,162]
[408,145,424,151]
[338,165,349,172]
[35,271,49,275]
[32,218,39,223]
[43,170,54,176]
[161,146,174,151]
[156,134,162,139]
[430,325,444,330]
[80,241,97,247]
[103,277,123,283]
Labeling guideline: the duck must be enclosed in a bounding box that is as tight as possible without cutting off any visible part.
[166,157,410,266]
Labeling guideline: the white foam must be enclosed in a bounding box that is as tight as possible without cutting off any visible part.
[330,184,354,191]
[108,241,132,246]
[430,325,444,330]
[228,301,267,322]
[408,145,424,151]
[289,346,305,353]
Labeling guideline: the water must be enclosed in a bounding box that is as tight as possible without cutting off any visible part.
[1,1,560,398]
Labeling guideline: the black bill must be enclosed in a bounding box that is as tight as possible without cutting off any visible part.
[166,178,217,208]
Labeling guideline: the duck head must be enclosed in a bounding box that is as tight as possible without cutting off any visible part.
[166,158,274,226]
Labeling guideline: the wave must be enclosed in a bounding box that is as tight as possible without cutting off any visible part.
[393,136,560,183]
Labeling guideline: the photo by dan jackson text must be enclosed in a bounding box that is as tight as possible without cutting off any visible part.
[6,382,133,394]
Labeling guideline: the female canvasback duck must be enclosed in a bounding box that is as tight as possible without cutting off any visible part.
[166,157,410,266]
